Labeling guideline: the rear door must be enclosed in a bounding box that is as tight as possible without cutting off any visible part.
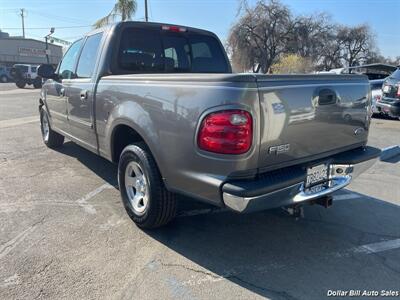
[66,32,104,152]
[45,39,83,132]
[255,75,370,171]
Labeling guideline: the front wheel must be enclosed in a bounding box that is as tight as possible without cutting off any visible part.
[118,143,177,229]
[40,108,64,148]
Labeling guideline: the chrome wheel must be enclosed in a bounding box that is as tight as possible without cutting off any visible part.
[41,112,50,142]
[125,161,149,215]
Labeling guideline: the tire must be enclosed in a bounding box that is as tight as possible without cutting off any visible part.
[16,80,26,89]
[118,143,177,229]
[0,75,7,83]
[40,108,64,148]
[33,79,42,89]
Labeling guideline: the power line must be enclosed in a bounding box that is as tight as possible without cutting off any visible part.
[1,25,92,30]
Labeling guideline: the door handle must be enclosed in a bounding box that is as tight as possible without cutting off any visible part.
[60,88,65,97]
[80,90,88,101]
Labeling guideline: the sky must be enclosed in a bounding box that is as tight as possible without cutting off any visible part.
[0,0,399,58]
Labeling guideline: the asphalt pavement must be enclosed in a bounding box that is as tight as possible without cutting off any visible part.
[0,83,399,300]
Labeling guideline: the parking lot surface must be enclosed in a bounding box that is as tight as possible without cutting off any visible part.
[1,83,400,300]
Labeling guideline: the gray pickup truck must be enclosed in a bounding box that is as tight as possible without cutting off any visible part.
[38,21,381,228]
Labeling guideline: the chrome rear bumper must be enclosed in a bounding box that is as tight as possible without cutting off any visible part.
[222,148,379,213]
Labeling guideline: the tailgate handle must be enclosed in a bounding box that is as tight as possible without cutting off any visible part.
[317,89,337,106]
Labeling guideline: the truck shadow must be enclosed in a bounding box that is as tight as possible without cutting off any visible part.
[54,141,119,187]
[147,195,400,299]
[54,141,400,299]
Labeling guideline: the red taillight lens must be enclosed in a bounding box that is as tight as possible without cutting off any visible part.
[198,110,252,154]
[397,86,400,97]
[161,25,187,32]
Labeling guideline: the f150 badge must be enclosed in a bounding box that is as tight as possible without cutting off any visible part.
[268,144,290,155]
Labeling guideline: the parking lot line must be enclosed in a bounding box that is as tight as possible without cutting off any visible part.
[76,183,114,214]
[0,116,38,129]
[354,238,400,254]
[0,89,38,96]
[333,193,361,201]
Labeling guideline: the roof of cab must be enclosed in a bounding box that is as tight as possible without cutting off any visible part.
[86,21,217,37]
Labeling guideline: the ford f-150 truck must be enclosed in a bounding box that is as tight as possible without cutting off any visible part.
[37,21,381,228]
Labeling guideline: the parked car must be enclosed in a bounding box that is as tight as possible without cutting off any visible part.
[37,21,380,228]
[0,66,12,83]
[10,64,42,88]
[376,67,400,120]
[370,79,385,115]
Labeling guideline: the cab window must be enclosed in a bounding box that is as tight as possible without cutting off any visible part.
[58,39,83,80]
[76,33,103,78]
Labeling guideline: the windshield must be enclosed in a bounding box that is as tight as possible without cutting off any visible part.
[117,28,229,74]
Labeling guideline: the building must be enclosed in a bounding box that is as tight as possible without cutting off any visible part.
[0,34,63,67]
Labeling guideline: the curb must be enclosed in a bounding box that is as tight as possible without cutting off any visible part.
[380,145,400,161]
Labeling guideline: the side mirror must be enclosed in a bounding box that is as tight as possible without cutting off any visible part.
[38,64,57,79]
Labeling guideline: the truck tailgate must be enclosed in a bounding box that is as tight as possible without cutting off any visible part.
[255,74,370,171]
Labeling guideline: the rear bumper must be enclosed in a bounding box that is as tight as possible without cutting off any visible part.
[222,146,381,212]
[376,100,400,117]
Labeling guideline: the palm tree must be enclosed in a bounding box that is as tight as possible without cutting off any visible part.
[94,0,137,28]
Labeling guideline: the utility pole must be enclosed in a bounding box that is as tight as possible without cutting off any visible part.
[20,9,25,38]
[145,0,148,22]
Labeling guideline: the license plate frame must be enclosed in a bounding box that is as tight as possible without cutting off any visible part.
[305,163,329,188]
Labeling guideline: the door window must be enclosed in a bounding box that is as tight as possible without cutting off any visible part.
[58,39,83,80]
[76,33,103,78]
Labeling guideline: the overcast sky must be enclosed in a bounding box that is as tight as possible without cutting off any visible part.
[0,0,399,58]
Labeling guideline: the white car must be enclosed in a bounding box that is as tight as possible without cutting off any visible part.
[370,79,385,114]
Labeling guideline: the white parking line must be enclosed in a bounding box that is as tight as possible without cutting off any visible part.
[0,224,37,260]
[354,238,400,254]
[0,116,38,129]
[333,193,362,201]
[0,89,38,95]
[76,183,114,214]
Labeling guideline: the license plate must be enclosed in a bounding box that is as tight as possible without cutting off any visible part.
[306,164,329,188]
[383,85,390,93]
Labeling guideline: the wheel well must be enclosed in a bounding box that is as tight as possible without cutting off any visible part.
[111,125,145,163]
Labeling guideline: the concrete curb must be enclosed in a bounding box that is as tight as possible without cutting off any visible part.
[380,145,400,161]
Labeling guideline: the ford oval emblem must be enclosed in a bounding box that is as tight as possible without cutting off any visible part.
[354,128,365,136]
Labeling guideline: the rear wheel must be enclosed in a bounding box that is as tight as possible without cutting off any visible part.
[40,108,64,148]
[33,78,42,89]
[15,80,25,89]
[118,143,177,229]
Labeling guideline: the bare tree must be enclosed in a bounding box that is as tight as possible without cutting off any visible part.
[337,25,374,67]
[228,0,293,73]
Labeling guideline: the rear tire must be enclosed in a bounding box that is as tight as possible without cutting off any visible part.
[40,108,64,148]
[16,80,25,89]
[118,143,177,229]
[33,79,42,89]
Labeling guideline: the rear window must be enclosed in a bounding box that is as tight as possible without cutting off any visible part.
[16,65,29,73]
[391,68,400,80]
[370,82,383,90]
[116,28,229,73]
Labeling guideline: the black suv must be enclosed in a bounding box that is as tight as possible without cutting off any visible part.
[376,67,400,120]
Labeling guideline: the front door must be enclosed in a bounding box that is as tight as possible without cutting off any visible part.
[46,39,83,133]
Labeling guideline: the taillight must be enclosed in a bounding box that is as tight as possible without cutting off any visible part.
[375,95,381,101]
[397,86,400,97]
[197,110,252,154]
